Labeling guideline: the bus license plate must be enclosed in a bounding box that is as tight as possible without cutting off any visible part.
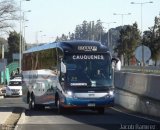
[88,103,95,107]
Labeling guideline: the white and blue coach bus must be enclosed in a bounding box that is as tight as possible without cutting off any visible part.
[22,40,121,114]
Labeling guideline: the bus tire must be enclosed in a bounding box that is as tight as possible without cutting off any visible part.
[28,93,38,110]
[97,107,105,114]
[57,98,63,114]
[28,94,34,110]
[55,92,58,107]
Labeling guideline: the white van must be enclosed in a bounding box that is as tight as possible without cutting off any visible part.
[6,78,22,96]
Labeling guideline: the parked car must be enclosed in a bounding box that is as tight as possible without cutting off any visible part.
[6,78,22,96]
[0,86,6,96]
[10,74,22,80]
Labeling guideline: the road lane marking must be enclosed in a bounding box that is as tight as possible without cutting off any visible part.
[111,107,160,123]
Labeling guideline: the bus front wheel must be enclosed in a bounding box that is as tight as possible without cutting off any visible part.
[28,94,35,110]
[29,94,44,110]
[57,98,64,114]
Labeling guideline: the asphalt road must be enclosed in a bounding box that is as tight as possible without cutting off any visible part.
[18,108,159,130]
[0,96,27,108]
[0,97,160,130]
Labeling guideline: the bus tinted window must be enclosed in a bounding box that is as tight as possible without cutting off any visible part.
[23,48,59,71]
[64,54,112,87]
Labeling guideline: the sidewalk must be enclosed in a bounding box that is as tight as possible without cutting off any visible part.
[0,107,14,130]
[0,93,10,126]
[0,107,24,130]
[0,107,13,125]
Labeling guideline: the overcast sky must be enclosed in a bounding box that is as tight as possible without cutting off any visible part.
[14,0,160,44]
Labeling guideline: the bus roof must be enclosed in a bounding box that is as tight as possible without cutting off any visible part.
[24,40,110,54]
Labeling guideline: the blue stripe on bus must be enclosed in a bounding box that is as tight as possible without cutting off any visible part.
[64,97,114,106]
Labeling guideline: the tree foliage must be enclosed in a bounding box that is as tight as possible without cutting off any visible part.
[7,31,20,63]
[0,37,7,47]
[56,34,68,42]
[143,16,160,66]
[115,23,141,65]
[56,18,160,66]
[56,20,106,43]
[0,0,18,33]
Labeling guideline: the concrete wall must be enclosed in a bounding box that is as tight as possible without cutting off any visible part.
[114,72,160,117]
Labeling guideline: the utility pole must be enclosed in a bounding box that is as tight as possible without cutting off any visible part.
[131,1,153,67]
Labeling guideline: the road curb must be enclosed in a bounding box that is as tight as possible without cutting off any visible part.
[14,109,26,130]
[0,108,13,126]
[0,95,4,99]
[1,107,24,130]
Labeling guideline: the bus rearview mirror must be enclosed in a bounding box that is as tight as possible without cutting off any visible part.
[115,60,121,71]
[111,57,121,71]
[61,62,66,73]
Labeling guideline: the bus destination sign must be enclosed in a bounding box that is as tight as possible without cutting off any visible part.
[73,55,104,60]
[78,46,97,52]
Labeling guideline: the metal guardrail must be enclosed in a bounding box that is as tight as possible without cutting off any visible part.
[121,66,160,74]
[7,61,19,75]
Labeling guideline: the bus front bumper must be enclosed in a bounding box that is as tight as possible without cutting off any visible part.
[60,97,114,108]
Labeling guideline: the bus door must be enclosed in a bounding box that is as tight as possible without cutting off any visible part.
[34,82,56,104]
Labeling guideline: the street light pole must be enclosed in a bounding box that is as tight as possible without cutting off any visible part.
[113,13,131,66]
[22,10,31,52]
[36,30,42,44]
[23,25,28,50]
[90,21,94,40]
[105,22,116,51]
[41,34,46,43]
[19,0,22,74]
[131,1,153,67]
[113,13,131,27]
[19,0,30,73]
[22,20,28,52]
[49,36,55,42]
[100,22,116,51]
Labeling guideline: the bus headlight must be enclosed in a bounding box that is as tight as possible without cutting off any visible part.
[109,91,114,97]
[67,91,73,96]
[109,91,114,96]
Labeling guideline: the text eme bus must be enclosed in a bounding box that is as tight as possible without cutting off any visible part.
[22,40,121,114]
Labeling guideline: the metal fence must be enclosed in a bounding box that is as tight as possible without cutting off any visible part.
[121,66,160,74]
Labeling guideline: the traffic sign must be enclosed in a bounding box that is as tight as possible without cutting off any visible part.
[135,45,151,62]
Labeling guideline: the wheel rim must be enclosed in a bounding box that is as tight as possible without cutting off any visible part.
[57,99,60,113]
[31,99,35,109]
[29,97,32,110]
[29,96,35,110]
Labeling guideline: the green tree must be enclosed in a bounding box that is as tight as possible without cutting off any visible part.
[94,20,104,42]
[74,25,82,40]
[107,27,122,52]
[74,21,93,40]
[71,20,105,42]
[7,31,20,63]
[81,20,89,40]
[115,23,141,65]
[55,34,68,42]
[87,21,92,40]
[143,16,160,66]
[68,32,75,40]
[57,20,105,43]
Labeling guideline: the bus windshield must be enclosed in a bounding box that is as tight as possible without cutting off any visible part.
[64,54,112,88]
